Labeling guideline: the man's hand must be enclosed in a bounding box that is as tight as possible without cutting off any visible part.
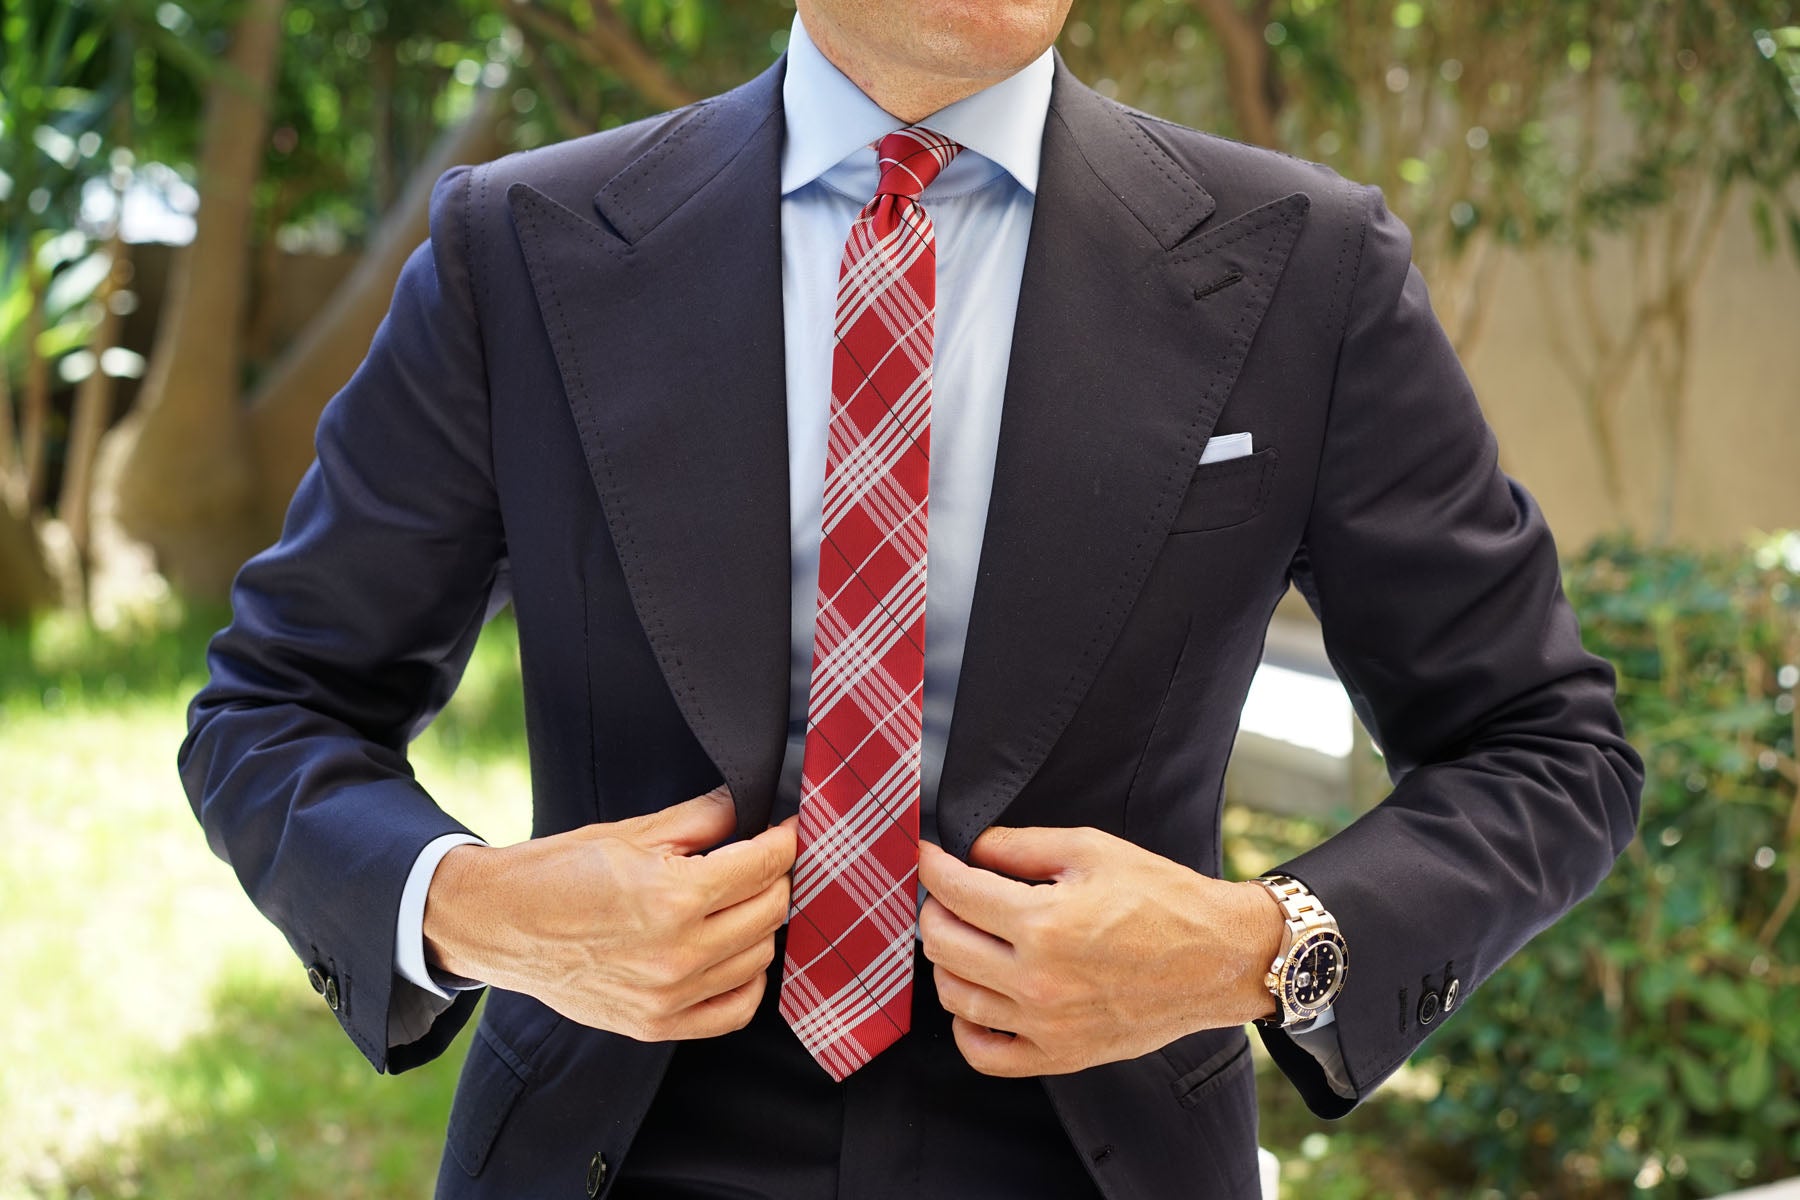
[422,787,796,1042]
[917,826,1284,1077]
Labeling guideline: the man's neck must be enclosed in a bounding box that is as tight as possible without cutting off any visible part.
[799,9,1007,125]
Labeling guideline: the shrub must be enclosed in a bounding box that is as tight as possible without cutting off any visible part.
[1414,532,1800,1197]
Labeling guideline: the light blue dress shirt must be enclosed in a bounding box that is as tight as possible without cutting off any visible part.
[390,12,1352,1104]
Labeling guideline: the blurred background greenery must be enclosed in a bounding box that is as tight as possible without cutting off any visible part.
[2,0,1798,1196]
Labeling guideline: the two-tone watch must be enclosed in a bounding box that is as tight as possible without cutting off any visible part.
[1252,874,1349,1029]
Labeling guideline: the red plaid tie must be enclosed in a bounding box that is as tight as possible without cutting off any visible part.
[779,127,962,1080]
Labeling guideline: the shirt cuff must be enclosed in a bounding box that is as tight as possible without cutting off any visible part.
[1283,1005,1357,1099]
[394,832,488,999]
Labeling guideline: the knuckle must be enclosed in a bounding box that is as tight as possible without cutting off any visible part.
[643,876,692,922]
[766,879,793,919]
[1019,967,1060,1008]
[725,983,764,1032]
[636,1012,676,1042]
[1015,908,1052,950]
[648,952,689,988]
[916,903,944,944]
[754,937,779,971]
[953,1027,997,1074]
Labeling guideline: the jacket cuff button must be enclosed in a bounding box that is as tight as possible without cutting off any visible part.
[323,975,341,1012]
[306,964,327,995]
[1417,989,1441,1026]
[586,1151,608,1197]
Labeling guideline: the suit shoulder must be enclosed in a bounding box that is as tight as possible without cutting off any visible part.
[463,101,711,216]
[458,61,781,230]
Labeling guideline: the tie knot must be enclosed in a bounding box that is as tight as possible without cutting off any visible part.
[874,128,961,202]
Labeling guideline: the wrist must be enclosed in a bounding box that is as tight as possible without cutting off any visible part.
[422,842,508,983]
[1236,879,1286,1023]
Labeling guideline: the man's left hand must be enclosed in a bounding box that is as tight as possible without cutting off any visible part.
[917,827,1285,1077]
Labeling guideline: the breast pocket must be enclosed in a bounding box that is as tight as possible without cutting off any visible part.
[1169,446,1279,534]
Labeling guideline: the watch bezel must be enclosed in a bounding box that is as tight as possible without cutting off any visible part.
[1273,930,1348,1022]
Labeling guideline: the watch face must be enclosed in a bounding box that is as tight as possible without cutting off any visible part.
[1285,934,1346,1012]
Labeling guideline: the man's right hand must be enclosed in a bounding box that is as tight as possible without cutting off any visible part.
[422,786,796,1041]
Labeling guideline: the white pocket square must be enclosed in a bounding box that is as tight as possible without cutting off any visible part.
[1198,431,1253,465]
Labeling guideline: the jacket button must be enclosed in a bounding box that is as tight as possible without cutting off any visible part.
[306,965,327,995]
[1417,989,1441,1026]
[1443,977,1461,1012]
[323,975,340,1012]
[585,1151,608,1197]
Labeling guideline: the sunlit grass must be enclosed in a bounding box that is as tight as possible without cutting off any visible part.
[1,602,531,1199]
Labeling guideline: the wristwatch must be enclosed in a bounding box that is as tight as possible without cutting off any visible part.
[1252,874,1349,1029]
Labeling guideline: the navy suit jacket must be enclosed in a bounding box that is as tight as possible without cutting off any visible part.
[179,52,1643,1199]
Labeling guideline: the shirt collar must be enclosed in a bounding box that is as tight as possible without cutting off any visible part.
[779,12,1053,198]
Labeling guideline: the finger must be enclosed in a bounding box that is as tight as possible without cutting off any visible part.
[919,896,1019,997]
[933,963,1023,1034]
[950,1015,1047,1078]
[687,820,798,912]
[621,786,737,855]
[968,825,1100,883]
[681,934,780,1008]
[697,873,790,964]
[917,841,1036,941]
[668,970,767,1040]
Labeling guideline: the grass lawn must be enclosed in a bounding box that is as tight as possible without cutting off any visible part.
[0,602,1431,1199]
[0,603,529,1199]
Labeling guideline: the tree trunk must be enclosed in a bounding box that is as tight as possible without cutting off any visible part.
[16,259,52,512]
[1188,0,1280,148]
[509,2,698,112]
[0,501,58,626]
[97,0,287,602]
[245,89,508,525]
[60,240,129,602]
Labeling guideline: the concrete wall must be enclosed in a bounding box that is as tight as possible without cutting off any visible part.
[1460,197,1800,550]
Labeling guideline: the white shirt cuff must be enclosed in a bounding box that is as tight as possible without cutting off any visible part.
[394,832,488,999]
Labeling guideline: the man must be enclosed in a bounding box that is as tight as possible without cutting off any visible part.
[178,0,1644,1196]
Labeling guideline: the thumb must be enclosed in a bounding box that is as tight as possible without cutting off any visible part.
[967,825,1100,883]
[623,785,737,855]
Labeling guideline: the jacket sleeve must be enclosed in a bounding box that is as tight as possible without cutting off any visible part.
[1258,185,1644,1116]
[177,164,503,1073]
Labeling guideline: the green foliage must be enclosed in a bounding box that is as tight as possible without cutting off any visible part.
[1411,533,1800,1197]
[514,0,791,143]
[260,0,502,243]
[1068,0,1800,277]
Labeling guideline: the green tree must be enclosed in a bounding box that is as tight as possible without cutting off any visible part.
[1067,0,1800,534]
[0,0,218,621]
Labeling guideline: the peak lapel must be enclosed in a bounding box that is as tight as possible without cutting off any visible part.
[936,62,1310,856]
[508,64,790,839]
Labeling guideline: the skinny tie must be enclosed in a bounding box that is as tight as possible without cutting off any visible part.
[779,127,962,1081]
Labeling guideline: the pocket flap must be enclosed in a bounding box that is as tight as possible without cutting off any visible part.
[447,1024,534,1176]
[1169,1029,1253,1108]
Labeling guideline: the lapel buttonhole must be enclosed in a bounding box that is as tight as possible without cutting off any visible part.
[1192,271,1245,301]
